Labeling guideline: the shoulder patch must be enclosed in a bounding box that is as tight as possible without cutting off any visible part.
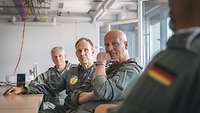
[148,63,175,86]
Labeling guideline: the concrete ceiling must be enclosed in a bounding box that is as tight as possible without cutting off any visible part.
[0,0,138,23]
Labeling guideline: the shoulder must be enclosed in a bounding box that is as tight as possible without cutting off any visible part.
[120,58,142,74]
[64,64,79,77]
[47,67,56,71]
[69,64,78,68]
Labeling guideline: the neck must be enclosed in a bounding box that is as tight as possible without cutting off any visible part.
[56,63,66,72]
[82,62,93,69]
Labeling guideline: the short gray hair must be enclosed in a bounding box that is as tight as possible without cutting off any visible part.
[51,46,65,54]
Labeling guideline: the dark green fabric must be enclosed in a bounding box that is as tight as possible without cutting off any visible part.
[116,27,200,113]
[27,61,70,108]
[93,58,141,102]
[27,64,96,113]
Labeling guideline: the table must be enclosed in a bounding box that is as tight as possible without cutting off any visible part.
[0,86,43,113]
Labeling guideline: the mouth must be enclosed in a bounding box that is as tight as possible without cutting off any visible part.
[110,53,117,58]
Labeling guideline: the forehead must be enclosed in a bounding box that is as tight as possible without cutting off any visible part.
[52,49,64,55]
[76,40,92,50]
[104,35,121,44]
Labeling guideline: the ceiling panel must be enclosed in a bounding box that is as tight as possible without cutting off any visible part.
[0,0,138,23]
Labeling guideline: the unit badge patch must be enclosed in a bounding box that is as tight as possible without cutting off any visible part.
[69,75,78,85]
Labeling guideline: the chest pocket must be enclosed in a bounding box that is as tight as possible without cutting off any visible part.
[67,67,94,92]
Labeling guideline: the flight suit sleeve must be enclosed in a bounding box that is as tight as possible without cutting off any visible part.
[26,75,66,97]
[93,68,139,101]
[28,72,48,86]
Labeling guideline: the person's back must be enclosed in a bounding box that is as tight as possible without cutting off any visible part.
[115,0,200,113]
[117,28,200,113]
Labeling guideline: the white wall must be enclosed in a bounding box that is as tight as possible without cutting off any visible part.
[0,20,99,81]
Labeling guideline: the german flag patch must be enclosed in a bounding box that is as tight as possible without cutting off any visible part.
[148,63,174,86]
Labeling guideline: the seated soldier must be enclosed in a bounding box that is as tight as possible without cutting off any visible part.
[3,38,96,113]
[68,30,142,113]
[28,46,71,109]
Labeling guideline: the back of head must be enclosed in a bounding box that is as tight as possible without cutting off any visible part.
[169,0,200,31]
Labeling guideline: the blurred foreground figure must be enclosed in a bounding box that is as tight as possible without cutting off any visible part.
[114,0,200,113]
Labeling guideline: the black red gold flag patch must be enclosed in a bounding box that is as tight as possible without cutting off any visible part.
[148,63,174,86]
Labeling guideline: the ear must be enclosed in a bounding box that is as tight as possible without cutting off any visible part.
[92,49,95,54]
[124,41,128,49]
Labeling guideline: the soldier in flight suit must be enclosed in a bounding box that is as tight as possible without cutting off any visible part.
[112,0,200,113]
[70,30,142,113]
[28,46,71,109]
[4,37,96,113]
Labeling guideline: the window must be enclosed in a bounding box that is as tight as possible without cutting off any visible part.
[142,0,172,66]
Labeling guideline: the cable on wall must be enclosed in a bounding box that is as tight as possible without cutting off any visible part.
[13,0,30,74]
[14,18,26,74]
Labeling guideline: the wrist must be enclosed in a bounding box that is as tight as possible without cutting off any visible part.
[95,61,106,66]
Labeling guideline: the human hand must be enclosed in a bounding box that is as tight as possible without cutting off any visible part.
[3,86,27,95]
[78,91,97,104]
[96,52,111,65]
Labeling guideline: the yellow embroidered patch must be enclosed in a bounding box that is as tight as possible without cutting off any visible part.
[69,75,78,85]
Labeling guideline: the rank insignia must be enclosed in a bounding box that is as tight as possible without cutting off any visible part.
[148,63,174,86]
[69,75,78,85]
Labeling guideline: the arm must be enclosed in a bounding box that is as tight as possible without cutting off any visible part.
[3,70,52,95]
[93,61,140,101]
[27,67,71,95]
[3,82,64,98]
[70,90,97,106]
[94,104,119,113]
[26,75,66,96]
[3,86,27,95]
[78,91,97,104]
[3,72,49,95]
[28,73,47,86]
[93,52,110,78]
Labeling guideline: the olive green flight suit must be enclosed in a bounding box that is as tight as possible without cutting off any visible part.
[72,58,142,113]
[27,61,71,109]
[26,64,95,113]
[116,28,200,113]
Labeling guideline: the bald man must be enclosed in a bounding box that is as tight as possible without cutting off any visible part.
[70,30,142,113]
[93,30,141,101]
[111,0,200,113]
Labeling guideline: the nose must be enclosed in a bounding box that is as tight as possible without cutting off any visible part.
[80,50,85,56]
[55,56,60,61]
